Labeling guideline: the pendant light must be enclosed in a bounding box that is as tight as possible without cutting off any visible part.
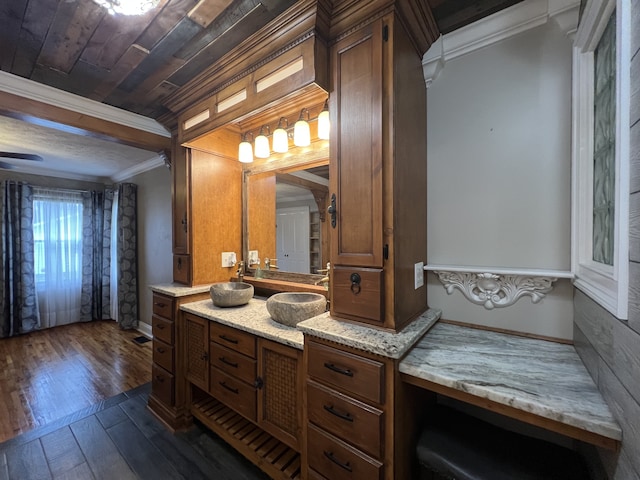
[272,117,289,153]
[254,125,270,159]
[317,100,330,140]
[238,132,254,163]
[294,108,311,147]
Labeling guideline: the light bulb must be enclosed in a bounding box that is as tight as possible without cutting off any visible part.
[272,118,289,153]
[294,109,310,147]
[238,139,253,163]
[318,102,330,140]
[254,125,270,158]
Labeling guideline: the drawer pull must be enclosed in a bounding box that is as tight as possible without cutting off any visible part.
[324,451,352,472]
[156,323,165,329]
[219,381,239,394]
[324,362,354,377]
[153,302,166,307]
[155,375,165,383]
[219,334,238,344]
[157,347,165,354]
[323,404,354,422]
[219,357,238,368]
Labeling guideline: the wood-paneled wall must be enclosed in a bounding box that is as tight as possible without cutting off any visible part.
[574,8,640,477]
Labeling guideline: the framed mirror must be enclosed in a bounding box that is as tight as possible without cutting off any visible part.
[244,158,329,285]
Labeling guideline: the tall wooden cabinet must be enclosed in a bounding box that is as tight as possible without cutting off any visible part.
[329,8,432,332]
[171,133,242,286]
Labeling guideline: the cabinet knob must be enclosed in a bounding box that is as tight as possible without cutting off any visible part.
[350,273,361,294]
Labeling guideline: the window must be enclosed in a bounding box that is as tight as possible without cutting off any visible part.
[572,0,630,318]
[32,189,84,287]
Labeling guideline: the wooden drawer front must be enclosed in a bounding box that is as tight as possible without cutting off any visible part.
[153,339,174,373]
[307,380,383,459]
[307,341,384,404]
[173,254,191,285]
[307,424,383,480]
[308,469,327,480]
[152,315,174,345]
[331,267,383,325]
[210,323,256,359]
[210,342,256,385]
[210,367,256,421]
[152,293,175,319]
[152,364,174,406]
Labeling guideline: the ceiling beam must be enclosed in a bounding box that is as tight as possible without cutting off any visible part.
[0,90,170,152]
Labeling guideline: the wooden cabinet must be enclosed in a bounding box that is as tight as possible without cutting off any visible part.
[171,134,242,286]
[185,313,303,479]
[148,290,209,430]
[329,13,428,331]
[303,337,428,480]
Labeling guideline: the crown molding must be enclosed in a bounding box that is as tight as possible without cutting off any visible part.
[422,0,580,87]
[111,155,166,182]
[0,71,170,137]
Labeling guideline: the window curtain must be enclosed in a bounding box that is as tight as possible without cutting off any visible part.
[80,188,114,322]
[0,181,40,338]
[33,188,83,329]
[117,183,138,329]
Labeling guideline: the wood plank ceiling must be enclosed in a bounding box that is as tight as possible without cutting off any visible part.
[0,0,523,128]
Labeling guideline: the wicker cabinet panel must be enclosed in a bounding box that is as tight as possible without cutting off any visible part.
[307,380,383,459]
[152,315,174,345]
[210,342,256,385]
[185,313,209,391]
[307,340,384,404]
[257,339,302,450]
[210,322,256,358]
[307,424,383,480]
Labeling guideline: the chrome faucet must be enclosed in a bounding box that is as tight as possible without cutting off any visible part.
[237,260,244,282]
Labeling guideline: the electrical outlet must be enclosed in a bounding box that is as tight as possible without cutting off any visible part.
[221,252,237,268]
[414,262,424,289]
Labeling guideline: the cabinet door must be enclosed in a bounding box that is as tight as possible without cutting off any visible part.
[257,339,302,450]
[184,313,209,391]
[172,141,190,255]
[330,19,384,269]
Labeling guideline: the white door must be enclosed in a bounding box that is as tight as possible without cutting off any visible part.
[276,206,310,273]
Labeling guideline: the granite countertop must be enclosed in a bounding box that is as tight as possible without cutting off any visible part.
[399,322,622,441]
[297,308,442,359]
[150,283,212,297]
[181,298,304,350]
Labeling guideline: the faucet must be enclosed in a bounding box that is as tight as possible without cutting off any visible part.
[314,262,331,288]
[264,258,279,270]
[236,260,244,282]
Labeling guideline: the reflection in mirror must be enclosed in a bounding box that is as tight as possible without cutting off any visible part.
[246,163,329,277]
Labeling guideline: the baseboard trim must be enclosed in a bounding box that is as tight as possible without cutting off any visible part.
[137,321,153,339]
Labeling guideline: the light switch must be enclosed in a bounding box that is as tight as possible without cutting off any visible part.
[414,262,424,289]
[221,252,237,267]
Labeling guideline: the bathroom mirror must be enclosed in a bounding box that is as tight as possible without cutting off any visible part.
[243,148,329,283]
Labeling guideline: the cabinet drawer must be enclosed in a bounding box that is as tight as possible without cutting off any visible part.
[210,342,256,385]
[307,424,383,480]
[307,341,384,404]
[332,267,383,325]
[152,315,174,345]
[173,255,191,285]
[152,293,175,319]
[210,323,256,359]
[152,364,174,406]
[153,339,174,372]
[307,380,383,459]
[210,367,257,421]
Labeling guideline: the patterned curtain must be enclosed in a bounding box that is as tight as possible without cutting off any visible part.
[0,181,40,337]
[117,183,138,329]
[80,189,114,321]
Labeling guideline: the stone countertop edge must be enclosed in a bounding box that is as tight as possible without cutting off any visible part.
[180,298,304,350]
[296,308,442,359]
[150,283,212,297]
[398,322,622,441]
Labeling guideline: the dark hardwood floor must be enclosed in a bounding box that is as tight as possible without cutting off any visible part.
[0,384,269,480]
[0,320,153,443]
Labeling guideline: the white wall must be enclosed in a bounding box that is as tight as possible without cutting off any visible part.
[427,22,575,339]
[129,165,173,328]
